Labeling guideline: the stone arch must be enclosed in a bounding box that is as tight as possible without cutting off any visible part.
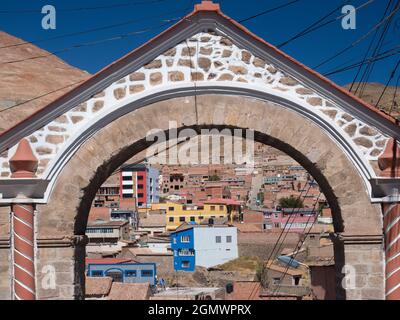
[34,94,384,300]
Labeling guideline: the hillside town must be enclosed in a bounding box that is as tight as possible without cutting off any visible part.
[0,0,399,303]
[84,143,335,300]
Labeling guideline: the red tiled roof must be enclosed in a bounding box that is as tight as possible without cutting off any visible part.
[226,281,262,300]
[85,277,113,297]
[204,198,242,205]
[87,220,128,228]
[0,0,396,144]
[108,282,151,300]
[88,207,110,223]
[85,258,133,265]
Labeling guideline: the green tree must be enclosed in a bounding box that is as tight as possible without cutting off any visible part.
[278,195,304,208]
[209,174,221,181]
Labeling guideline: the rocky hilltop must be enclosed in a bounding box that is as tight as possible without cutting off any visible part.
[0,31,90,132]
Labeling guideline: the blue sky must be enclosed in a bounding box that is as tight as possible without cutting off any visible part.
[0,0,399,86]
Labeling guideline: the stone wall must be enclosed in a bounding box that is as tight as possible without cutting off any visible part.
[0,32,391,178]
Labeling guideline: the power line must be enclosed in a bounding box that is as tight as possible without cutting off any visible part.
[277,1,348,48]
[314,3,400,70]
[0,18,181,66]
[0,7,189,50]
[238,0,301,23]
[375,59,400,108]
[272,192,322,297]
[355,0,399,96]
[349,0,394,92]
[0,79,86,114]
[277,0,374,48]
[0,0,168,14]
[323,45,400,76]
[388,73,400,116]
[258,179,313,288]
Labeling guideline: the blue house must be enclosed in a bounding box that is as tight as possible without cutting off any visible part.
[171,227,196,272]
[87,262,157,285]
[171,224,238,272]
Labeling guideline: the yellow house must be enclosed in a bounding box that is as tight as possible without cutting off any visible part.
[156,201,228,231]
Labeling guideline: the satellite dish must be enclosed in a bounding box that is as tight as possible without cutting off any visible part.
[277,255,300,268]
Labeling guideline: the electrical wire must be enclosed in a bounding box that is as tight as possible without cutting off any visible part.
[0,7,190,50]
[238,0,301,23]
[314,3,400,70]
[277,1,348,48]
[0,79,86,114]
[375,59,400,108]
[323,44,400,76]
[277,0,374,48]
[349,0,394,92]
[272,192,322,297]
[355,0,400,96]
[0,19,181,66]
[388,73,400,116]
[257,179,312,288]
[0,0,168,14]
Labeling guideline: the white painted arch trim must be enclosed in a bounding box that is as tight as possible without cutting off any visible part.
[40,81,376,203]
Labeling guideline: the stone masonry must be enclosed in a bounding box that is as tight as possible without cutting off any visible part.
[0,32,392,178]
[29,95,385,299]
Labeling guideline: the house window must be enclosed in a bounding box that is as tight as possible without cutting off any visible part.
[125,270,137,277]
[190,216,195,222]
[91,270,103,277]
[169,207,175,211]
[198,216,204,220]
[122,176,132,181]
[141,270,153,277]
[169,217,174,222]
[179,217,185,222]
[210,206,216,211]
[272,277,281,285]
[138,184,144,189]
[226,236,232,243]
[219,205,224,211]
[137,176,144,180]
[138,193,144,198]
[181,235,190,243]
[293,276,301,286]
[181,261,190,268]
[216,236,221,243]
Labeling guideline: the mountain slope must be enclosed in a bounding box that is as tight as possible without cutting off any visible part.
[0,31,90,133]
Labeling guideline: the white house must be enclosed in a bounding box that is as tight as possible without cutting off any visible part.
[194,226,238,268]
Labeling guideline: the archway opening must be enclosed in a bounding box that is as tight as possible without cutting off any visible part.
[78,125,343,300]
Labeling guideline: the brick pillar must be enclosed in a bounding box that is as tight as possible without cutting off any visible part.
[383,201,400,299]
[9,139,38,300]
[378,138,400,300]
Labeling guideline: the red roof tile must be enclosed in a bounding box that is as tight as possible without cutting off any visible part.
[108,282,151,300]
[226,281,261,300]
[85,258,133,265]
[85,277,113,297]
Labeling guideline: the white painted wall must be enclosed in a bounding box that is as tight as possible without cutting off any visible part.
[193,226,238,268]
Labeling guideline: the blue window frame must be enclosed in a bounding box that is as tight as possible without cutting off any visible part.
[125,270,137,277]
[141,270,153,277]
